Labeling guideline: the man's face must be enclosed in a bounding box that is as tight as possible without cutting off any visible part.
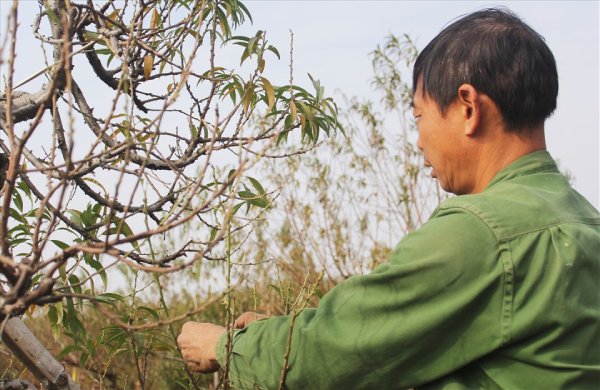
[412,80,469,195]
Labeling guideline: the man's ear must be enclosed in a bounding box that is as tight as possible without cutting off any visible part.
[457,84,480,136]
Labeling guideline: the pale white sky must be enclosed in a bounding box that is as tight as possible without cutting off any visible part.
[1,1,598,207]
[238,1,600,208]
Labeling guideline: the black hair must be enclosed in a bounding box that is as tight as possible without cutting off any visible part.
[412,8,558,132]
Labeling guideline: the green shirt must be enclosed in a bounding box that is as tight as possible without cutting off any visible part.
[216,151,600,389]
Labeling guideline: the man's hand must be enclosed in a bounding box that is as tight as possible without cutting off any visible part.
[234,311,270,329]
[178,322,226,373]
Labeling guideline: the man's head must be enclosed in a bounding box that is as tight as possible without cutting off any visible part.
[413,8,558,132]
[412,8,557,195]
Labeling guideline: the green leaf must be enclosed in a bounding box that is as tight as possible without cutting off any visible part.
[214,5,231,36]
[250,198,269,208]
[84,254,107,290]
[17,180,32,201]
[238,190,255,199]
[283,114,293,130]
[48,305,57,324]
[68,274,82,295]
[307,73,325,101]
[228,35,250,43]
[67,210,83,228]
[13,190,23,212]
[51,240,70,250]
[9,224,31,237]
[277,129,289,145]
[239,190,268,209]
[80,206,96,228]
[56,344,81,360]
[227,169,238,186]
[121,220,134,237]
[95,48,113,56]
[48,302,64,325]
[103,325,127,345]
[267,45,280,59]
[209,227,218,241]
[248,177,265,195]
[232,202,244,215]
[64,303,85,342]
[106,52,115,67]
[9,208,26,224]
[110,218,139,252]
[9,238,29,248]
[236,1,253,24]
[247,36,258,55]
[137,306,160,321]
[80,352,88,367]
[31,273,43,285]
[96,293,125,306]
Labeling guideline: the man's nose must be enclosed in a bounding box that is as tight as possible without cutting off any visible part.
[416,136,423,150]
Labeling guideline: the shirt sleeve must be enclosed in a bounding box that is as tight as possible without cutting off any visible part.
[216,206,507,389]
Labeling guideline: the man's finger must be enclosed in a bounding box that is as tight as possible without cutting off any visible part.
[234,312,269,328]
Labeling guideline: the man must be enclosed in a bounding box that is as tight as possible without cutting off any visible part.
[178,8,600,389]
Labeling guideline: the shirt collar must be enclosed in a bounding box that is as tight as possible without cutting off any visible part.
[485,150,559,191]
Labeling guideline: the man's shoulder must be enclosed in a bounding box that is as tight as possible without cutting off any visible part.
[436,177,600,241]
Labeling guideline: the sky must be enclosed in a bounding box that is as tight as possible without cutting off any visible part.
[0,0,598,208]
[236,0,600,208]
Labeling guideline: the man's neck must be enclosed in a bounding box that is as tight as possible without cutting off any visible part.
[470,126,546,194]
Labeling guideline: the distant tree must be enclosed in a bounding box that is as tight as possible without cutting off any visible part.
[239,35,445,314]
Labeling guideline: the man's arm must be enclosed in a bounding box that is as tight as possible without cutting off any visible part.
[179,208,505,389]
